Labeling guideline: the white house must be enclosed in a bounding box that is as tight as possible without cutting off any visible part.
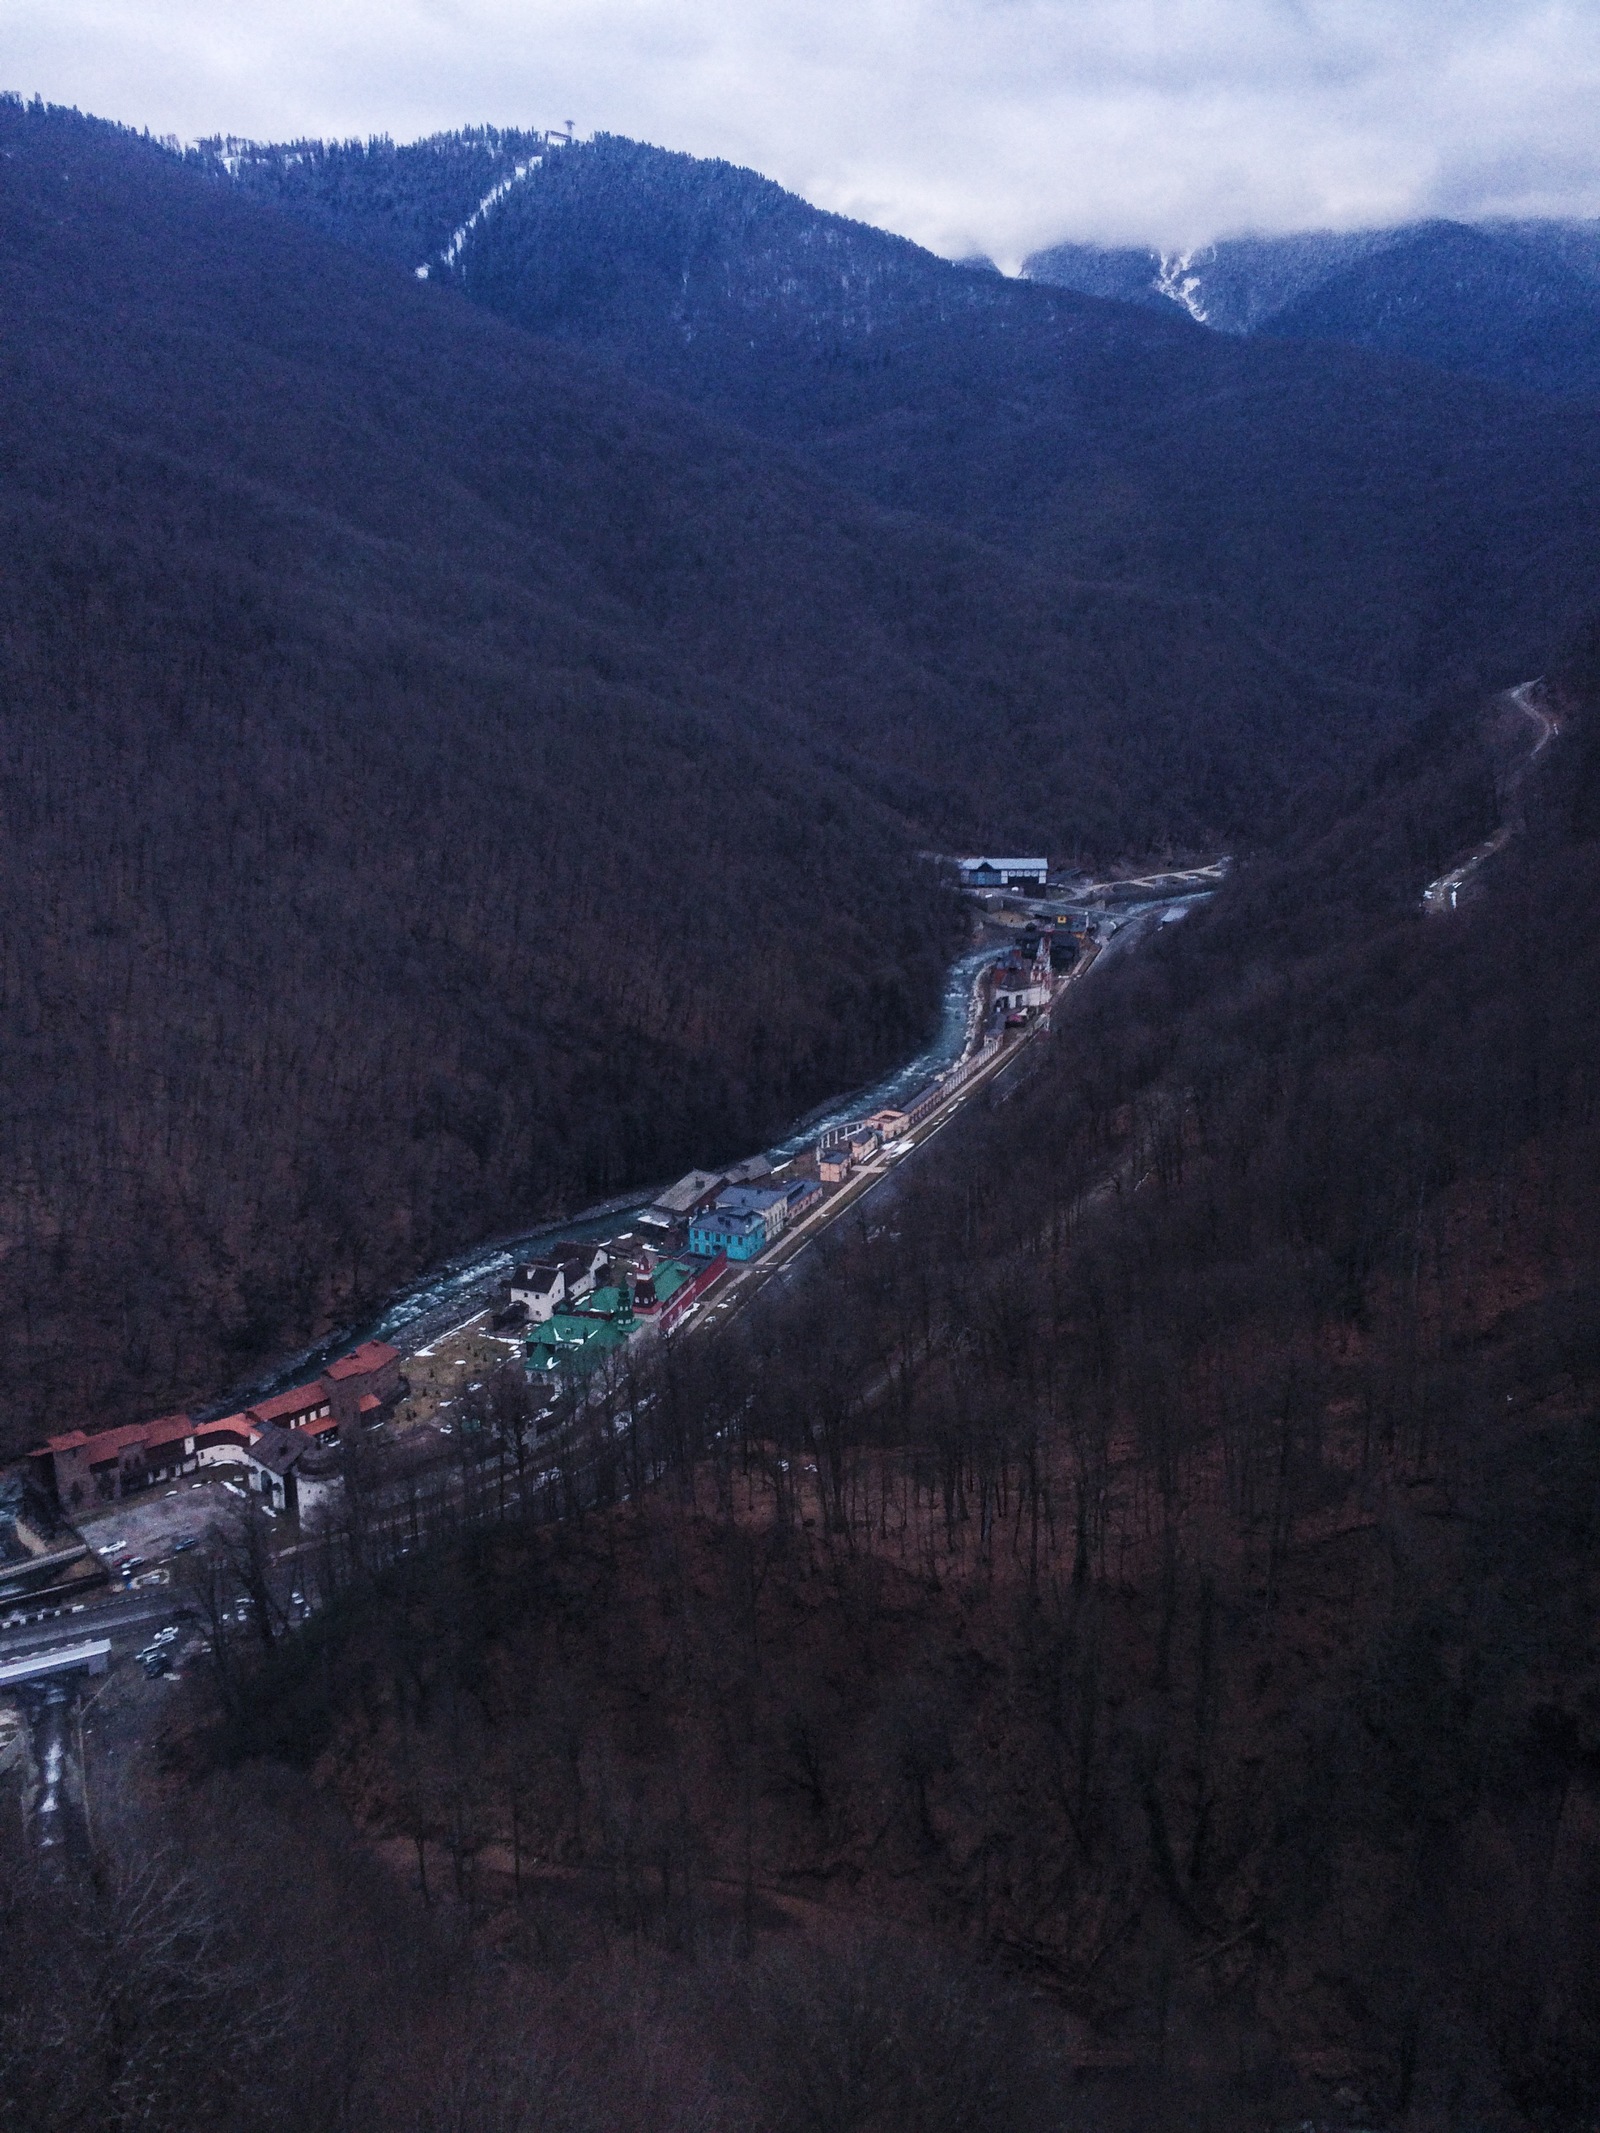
[510,1263,565,1322]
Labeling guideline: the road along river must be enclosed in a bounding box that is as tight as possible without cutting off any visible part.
[213,889,1215,1407]
[219,943,1007,1398]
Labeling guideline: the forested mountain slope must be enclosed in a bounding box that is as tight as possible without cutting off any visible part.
[197,650,1600,2130]
[216,132,1600,701]
[147,649,1600,2131]
[1028,217,1600,397]
[0,98,1360,1445]
[205,125,556,271]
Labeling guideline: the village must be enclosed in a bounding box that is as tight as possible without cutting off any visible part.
[0,866,1121,1676]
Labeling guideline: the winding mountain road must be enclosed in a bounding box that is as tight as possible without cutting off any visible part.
[1423,679,1558,914]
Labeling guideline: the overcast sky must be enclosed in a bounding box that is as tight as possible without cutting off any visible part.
[10,1,1600,263]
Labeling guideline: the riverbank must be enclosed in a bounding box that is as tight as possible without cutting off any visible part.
[210,937,1008,1409]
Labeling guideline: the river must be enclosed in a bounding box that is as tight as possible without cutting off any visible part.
[225,940,1004,1396]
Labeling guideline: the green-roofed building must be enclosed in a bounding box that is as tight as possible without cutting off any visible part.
[525,1287,635,1380]
[580,1285,633,1321]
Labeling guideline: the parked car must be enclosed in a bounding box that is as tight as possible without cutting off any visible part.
[120,1556,146,1575]
[152,1626,181,1646]
[139,1650,171,1679]
[168,1535,198,1554]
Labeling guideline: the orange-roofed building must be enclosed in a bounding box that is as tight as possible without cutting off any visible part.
[322,1339,403,1438]
[32,1338,405,1511]
[247,1381,336,1438]
[38,1409,255,1512]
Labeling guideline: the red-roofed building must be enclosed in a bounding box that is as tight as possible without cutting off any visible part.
[37,1409,255,1512]
[246,1381,336,1437]
[33,1338,404,1512]
[322,1339,403,1437]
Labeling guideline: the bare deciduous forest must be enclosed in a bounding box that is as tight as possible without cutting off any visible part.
[1,99,1392,1442]
[5,92,1600,2133]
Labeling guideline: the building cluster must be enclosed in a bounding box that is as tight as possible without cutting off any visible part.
[33,1339,405,1519]
[688,1175,820,1261]
[816,1086,939,1183]
[507,1164,831,1385]
[16,889,1081,1532]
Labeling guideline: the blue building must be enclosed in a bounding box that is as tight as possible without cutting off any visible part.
[714,1184,789,1244]
[688,1207,767,1261]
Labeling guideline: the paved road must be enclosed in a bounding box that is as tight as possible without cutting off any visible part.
[0,1593,183,1673]
[0,894,1202,1844]
[679,950,1098,1341]
[1423,680,1558,914]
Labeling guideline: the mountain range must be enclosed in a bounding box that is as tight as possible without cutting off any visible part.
[1026,216,1600,397]
[8,92,1600,2131]
[7,97,1600,1442]
[208,129,1600,705]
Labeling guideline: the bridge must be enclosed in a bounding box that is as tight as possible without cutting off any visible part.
[0,1637,110,1689]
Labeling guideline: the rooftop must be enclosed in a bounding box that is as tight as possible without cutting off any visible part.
[568,1284,633,1322]
[247,1422,305,1476]
[514,1264,563,1292]
[526,1314,631,1374]
[692,1208,765,1241]
[249,1381,329,1427]
[716,1185,787,1214]
[42,1411,194,1460]
[641,1258,695,1306]
[325,1339,399,1382]
[650,1169,726,1216]
[723,1155,773,1184]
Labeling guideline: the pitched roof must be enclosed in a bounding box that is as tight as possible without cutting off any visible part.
[724,1155,774,1183]
[42,1408,262,1469]
[246,1422,305,1476]
[249,1381,329,1427]
[43,1412,194,1460]
[650,1170,726,1216]
[325,1339,399,1382]
[637,1257,694,1308]
[514,1264,563,1292]
[716,1185,786,1214]
[568,1285,632,1321]
[197,1414,255,1445]
[691,1208,764,1239]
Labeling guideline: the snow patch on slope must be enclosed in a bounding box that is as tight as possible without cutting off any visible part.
[416,149,550,280]
[1155,250,1209,322]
